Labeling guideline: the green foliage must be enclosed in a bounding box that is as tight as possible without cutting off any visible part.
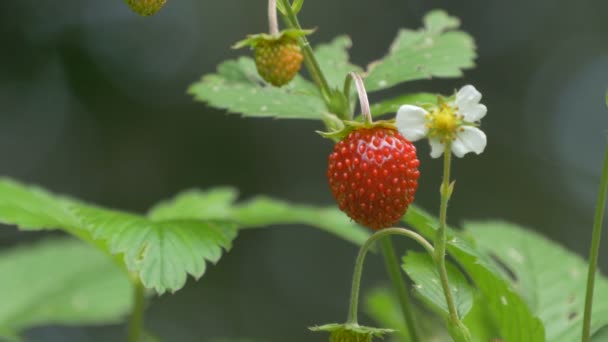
[466,221,608,342]
[370,93,438,118]
[188,35,359,120]
[72,205,238,294]
[364,287,450,342]
[402,252,473,319]
[149,189,371,246]
[188,57,325,119]
[0,239,131,338]
[0,179,370,295]
[314,36,362,90]
[403,206,545,341]
[364,10,476,92]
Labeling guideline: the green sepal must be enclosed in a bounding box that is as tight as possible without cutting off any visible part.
[327,87,351,120]
[232,28,315,49]
[310,323,394,342]
[276,0,304,15]
[317,119,397,142]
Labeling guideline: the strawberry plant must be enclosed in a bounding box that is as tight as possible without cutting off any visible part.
[1,1,608,342]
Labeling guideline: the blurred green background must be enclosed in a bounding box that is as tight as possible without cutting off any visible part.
[1,0,608,341]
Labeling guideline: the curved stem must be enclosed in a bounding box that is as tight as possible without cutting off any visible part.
[380,237,421,342]
[347,72,371,124]
[278,0,332,104]
[128,275,146,342]
[346,227,434,324]
[434,143,466,338]
[268,0,279,35]
[582,139,608,342]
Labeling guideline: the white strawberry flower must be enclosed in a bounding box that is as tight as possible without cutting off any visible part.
[396,85,487,158]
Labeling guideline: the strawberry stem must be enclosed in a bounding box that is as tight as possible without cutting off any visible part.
[380,236,422,342]
[347,72,372,124]
[434,142,471,341]
[581,137,608,342]
[268,0,279,35]
[346,228,434,325]
[277,0,333,106]
[127,274,147,342]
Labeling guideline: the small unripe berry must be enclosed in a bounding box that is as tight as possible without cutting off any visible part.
[125,0,167,16]
[254,37,303,87]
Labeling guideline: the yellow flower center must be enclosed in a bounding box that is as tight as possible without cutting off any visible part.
[426,103,461,142]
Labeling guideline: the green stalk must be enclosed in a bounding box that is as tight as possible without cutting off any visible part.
[277,0,332,104]
[434,143,470,341]
[581,139,608,342]
[434,143,460,324]
[128,275,146,342]
[346,228,434,324]
[380,236,421,342]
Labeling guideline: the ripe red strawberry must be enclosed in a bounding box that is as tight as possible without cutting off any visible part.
[254,37,303,87]
[125,0,166,16]
[327,127,420,230]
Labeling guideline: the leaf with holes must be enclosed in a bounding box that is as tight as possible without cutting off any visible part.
[365,10,476,92]
[402,252,474,319]
[466,221,608,342]
[0,239,131,337]
[72,204,238,294]
[403,207,545,341]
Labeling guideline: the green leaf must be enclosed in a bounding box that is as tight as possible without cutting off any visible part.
[188,57,326,120]
[149,189,371,247]
[463,294,501,342]
[0,239,131,335]
[365,10,476,92]
[0,178,80,231]
[403,207,545,341]
[605,88,607,108]
[0,178,110,253]
[364,287,450,342]
[72,204,238,294]
[314,36,362,89]
[147,188,238,221]
[370,92,438,118]
[465,221,608,342]
[402,252,473,319]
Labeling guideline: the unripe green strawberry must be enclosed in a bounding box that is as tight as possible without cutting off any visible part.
[254,37,303,87]
[125,0,166,16]
[327,127,420,230]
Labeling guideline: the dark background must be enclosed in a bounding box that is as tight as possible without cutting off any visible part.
[1,0,608,341]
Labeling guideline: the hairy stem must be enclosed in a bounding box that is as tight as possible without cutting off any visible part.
[380,237,421,342]
[268,0,279,35]
[434,143,468,340]
[128,275,146,342]
[347,72,371,123]
[277,0,332,104]
[582,139,608,342]
[346,228,434,324]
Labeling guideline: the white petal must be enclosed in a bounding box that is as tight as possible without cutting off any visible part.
[451,126,487,158]
[428,138,445,158]
[455,85,482,109]
[460,103,487,122]
[396,105,429,141]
